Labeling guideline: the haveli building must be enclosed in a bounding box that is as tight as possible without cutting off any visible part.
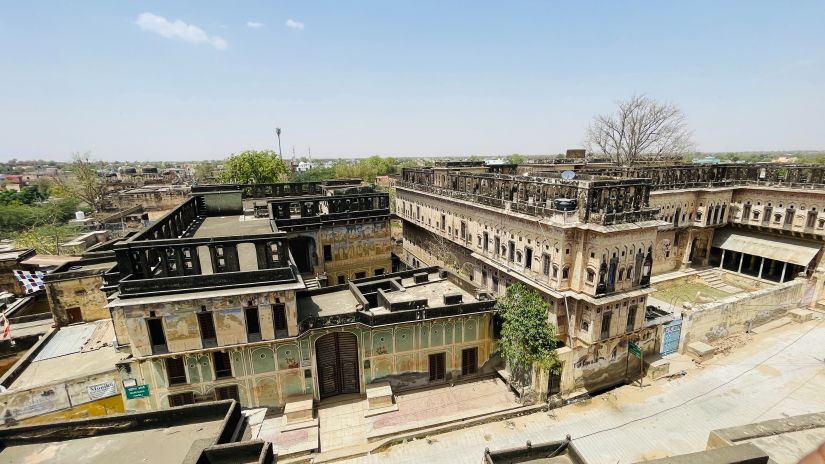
[100,180,495,411]
[395,161,825,396]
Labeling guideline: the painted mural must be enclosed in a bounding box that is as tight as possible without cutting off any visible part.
[122,314,493,411]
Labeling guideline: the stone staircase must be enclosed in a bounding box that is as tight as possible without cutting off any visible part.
[697,269,742,294]
[303,276,321,290]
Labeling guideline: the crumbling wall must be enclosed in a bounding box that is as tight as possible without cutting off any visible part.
[679,279,805,350]
[107,190,189,212]
[0,370,123,425]
[45,274,109,326]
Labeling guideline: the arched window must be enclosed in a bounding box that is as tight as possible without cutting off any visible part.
[586,268,596,283]
[561,266,570,279]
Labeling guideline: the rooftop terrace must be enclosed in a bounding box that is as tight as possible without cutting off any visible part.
[297,267,494,332]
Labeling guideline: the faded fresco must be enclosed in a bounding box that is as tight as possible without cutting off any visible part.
[122,314,493,411]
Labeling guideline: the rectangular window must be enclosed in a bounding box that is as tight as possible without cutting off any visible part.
[807,211,817,228]
[785,209,795,225]
[374,268,385,275]
[461,347,478,376]
[147,318,168,354]
[600,312,612,340]
[197,311,217,347]
[483,232,489,252]
[416,205,420,221]
[215,385,240,402]
[460,221,466,240]
[626,305,637,332]
[355,271,367,279]
[337,275,345,285]
[440,214,446,230]
[524,247,533,270]
[168,392,194,407]
[245,306,261,341]
[273,303,288,332]
[165,357,187,385]
[494,237,500,256]
[428,352,446,381]
[213,351,233,379]
[542,255,551,276]
[508,241,515,262]
[323,245,333,261]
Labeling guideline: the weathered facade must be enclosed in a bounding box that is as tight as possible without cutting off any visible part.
[103,181,495,412]
[43,257,115,326]
[396,161,825,397]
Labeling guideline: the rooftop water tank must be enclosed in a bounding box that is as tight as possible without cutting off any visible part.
[553,198,577,211]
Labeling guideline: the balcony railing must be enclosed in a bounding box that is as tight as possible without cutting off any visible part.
[397,181,659,226]
[117,266,297,298]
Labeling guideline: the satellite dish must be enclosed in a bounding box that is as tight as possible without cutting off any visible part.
[561,170,576,180]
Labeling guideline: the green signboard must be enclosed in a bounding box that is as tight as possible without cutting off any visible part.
[629,342,642,359]
[125,384,150,399]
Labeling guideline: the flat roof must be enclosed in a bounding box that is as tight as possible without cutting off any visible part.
[21,254,82,267]
[297,271,480,320]
[191,215,272,238]
[10,320,127,391]
[389,277,478,307]
[0,418,226,464]
[298,289,361,319]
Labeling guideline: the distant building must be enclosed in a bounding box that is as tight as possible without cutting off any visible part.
[692,155,721,165]
[296,161,314,172]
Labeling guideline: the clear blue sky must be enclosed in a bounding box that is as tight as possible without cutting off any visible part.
[1,1,823,162]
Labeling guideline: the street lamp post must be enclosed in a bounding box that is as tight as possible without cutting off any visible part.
[276,127,283,159]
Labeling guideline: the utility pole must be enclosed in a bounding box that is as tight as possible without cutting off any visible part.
[275,127,283,159]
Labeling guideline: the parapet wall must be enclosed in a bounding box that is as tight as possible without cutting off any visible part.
[679,278,806,351]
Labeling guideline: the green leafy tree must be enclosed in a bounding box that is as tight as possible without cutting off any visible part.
[193,162,216,183]
[219,150,288,184]
[289,166,337,182]
[506,154,525,164]
[497,283,560,384]
[12,223,83,254]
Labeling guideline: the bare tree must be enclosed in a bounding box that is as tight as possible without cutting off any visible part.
[63,152,107,212]
[586,95,694,166]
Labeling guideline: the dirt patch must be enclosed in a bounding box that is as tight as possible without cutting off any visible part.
[709,333,752,356]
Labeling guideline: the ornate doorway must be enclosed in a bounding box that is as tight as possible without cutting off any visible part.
[315,332,360,399]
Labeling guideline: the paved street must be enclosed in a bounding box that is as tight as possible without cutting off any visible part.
[343,317,825,464]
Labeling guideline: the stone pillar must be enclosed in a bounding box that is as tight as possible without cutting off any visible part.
[780,262,788,282]
[738,253,744,273]
[719,249,726,269]
[680,231,694,270]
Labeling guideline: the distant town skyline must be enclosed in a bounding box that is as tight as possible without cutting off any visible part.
[1,1,824,162]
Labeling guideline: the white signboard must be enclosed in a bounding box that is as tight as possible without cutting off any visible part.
[87,379,118,401]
